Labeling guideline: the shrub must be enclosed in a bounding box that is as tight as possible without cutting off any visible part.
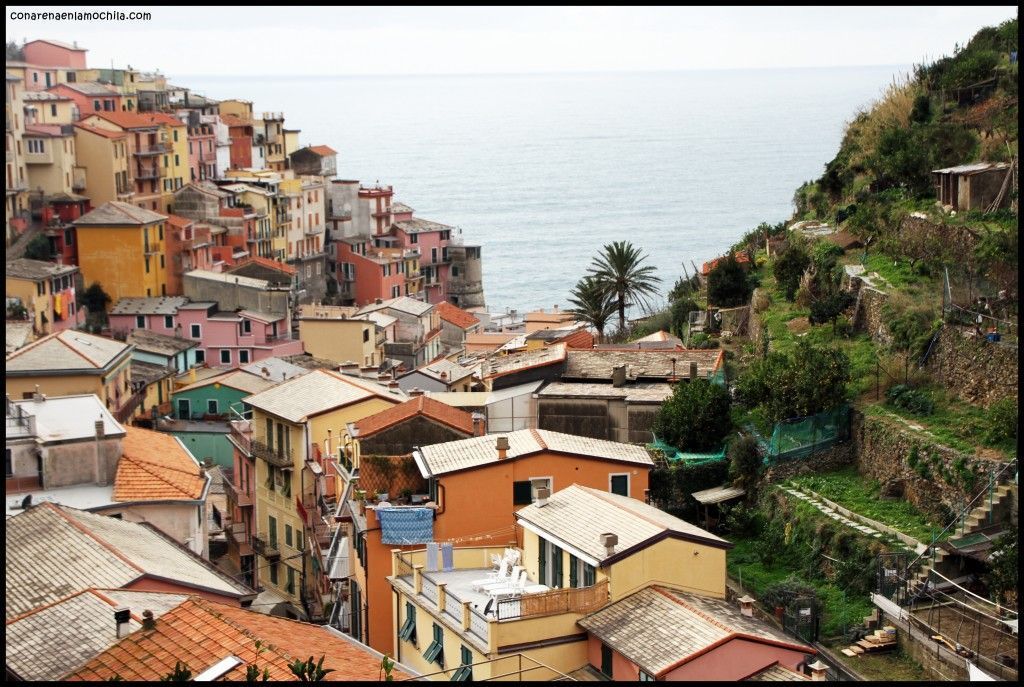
[652,379,732,452]
[736,340,850,423]
[982,398,1018,445]
[23,234,52,261]
[688,332,718,349]
[727,435,763,490]
[885,384,935,415]
[707,253,753,308]
[670,297,699,338]
[773,242,811,301]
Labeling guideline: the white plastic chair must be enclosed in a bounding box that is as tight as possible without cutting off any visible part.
[479,565,524,593]
[471,558,512,591]
[487,569,528,598]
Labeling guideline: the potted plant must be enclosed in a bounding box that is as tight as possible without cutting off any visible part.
[354,489,366,515]
[400,488,413,504]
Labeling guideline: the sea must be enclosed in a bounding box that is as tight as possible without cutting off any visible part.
[182,66,906,315]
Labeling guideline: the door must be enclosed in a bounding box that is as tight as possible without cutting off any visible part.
[177,398,190,419]
[600,643,613,677]
[610,474,629,497]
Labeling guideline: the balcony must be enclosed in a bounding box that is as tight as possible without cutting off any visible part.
[72,167,87,191]
[225,522,253,556]
[250,438,293,468]
[252,534,280,561]
[135,165,167,180]
[134,142,171,156]
[113,388,147,424]
[223,476,253,508]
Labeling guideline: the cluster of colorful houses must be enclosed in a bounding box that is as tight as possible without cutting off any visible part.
[5,38,831,682]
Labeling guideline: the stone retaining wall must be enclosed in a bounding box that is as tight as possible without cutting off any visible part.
[852,283,892,346]
[925,325,1018,407]
[762,440,855,483]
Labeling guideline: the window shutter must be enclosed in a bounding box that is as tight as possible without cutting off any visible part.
[512,480,532,505]
[538,539,546,584]
[552,545,563,588]
[569,554,578,588]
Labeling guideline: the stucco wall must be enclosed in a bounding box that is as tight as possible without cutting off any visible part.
[43,436,123,488]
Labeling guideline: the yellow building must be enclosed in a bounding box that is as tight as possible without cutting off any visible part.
[23,92,77,124]
[23,124,80,197]
[260,112,287,172]
[5,258,83,336]
[73,123,133,206]
[283,128,302,167]
[218,99,254,121]
[145,112,189,210]
[219,180,275,258]
[388,484,731,680]
[5,329,134,420]
[297,304,385,367]
[243,369,405,618]
[73,201,168,301]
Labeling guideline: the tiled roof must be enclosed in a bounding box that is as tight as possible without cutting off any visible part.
[5,589,188,682]
[516,485,728,564]
[164,213,193,228]
[23,91,72,101]
[749,664,811,681]
[701,252,751,275]
[417,428,652,477]
[141,112,186,127]
[174,368,279,395]
[536,381,674,403]
[405,358,473,384]
[356,295,433,318]
[83,110,161,129]
[114,427,207,502]
[560,328,596,349]
[6,321,33,355]
[481,342,567,380]
[563,348,723,381]
[11,394,124,442]
[5,257,78,281]
[5,503,252,619]
[73,201,167,226]
[73,122,128,140]
[354,396,475,438]
[578,586,809,678]
[6,329,131,374]
[393,217,456,234]
[220,113,250,127]
[227,255,297,275]
[308,145,338,156]
[185,268,270,290]
[242,369,397,423]
[27,38,86,51]
[436,301,480,329]
[127,328,198,356]
[66,596,413,681]
[57,81,120,96]
[240,357,308,383]
[633,330,683,344]
[110,296,188,315]
[129,359,175,386]
[391,202,414,214]
[25,123,72,137]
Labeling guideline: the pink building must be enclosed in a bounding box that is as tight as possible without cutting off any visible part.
[108,297,304,368]
[47,82,126,119]
[390,217,455,305]
[336,237,421,306]
[22,39,88,69]
[187,122,217,182]
[164,215,218,296]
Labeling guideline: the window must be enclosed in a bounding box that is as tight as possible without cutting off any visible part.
[512,480,532,505]
[220,349,231,365]
[242,319,252,334]
[136,315,146,328]
[164,315,174,329]
[398,601,417,644]
[362,328,370,343]
[268,515,278,548]
[269,562,278,585]
[190,323,201,339]
[160,254,165,268]
[296,530,303,551]
[639,670,656,681]
[286,566,295,594]
[239,349,250,364]
[158,224,163,240]
[452,646,473,681]
[175,154,180,166]
[600,643,613,678]
[610,474,629,497]
[5,449,12,477]
[93,99,100,110]
[355,531,366,568]
[195,349,205,364]
[391,285,401,298]
[285,524,293,548]
[422,623,444,667]
[409,233,418,244]
[207,399,218,415]
[64,228,74,245]
[583,562,597,587]
[173,130,179,142]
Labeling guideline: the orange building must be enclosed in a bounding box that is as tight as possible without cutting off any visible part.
[344,429,653,653]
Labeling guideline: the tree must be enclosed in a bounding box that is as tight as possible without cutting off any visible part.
[567,276,616,342]
[652,378,732,453]
[707,253,752,307]
[809,290,854,334]
[727,434,763,490]
[160,662,192,682]
[587,241,663,335]
[669,296,699,339]
[6,40,23,61]
[772,242,810,302]
[736,340,850,423]
[80,282,112,325]
[23,233,52,261]
[984,524,1017,606]
[288,656,335,682]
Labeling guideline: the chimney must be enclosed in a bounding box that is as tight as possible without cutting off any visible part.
[375,298,383,305]
[535,487,550,507]
[808,660,828,681]
[388,380,400,390]
[95,419,106,439]
[689,361,698,379]
[325,429,332,457]
[611,365,626,388]
[408,387,424,397]
[737,594,755,617]
[599,533,618,557]
[260,366,270,378]
[114,606,131,638]
[439,371,448,381]
[94,417,107,486]
[33,385,43,402]
[339,360,359,374]
[495,436,509,460]
[471,412,486,436]
[141,610,156,631]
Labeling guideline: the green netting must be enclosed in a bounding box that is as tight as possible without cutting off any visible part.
[647,436,727,464]
[709,368,727,387]
[749,404,851,464]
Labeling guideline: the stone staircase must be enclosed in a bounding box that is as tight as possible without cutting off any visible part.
[910,480,1017,592]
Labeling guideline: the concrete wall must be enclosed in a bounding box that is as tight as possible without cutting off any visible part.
[925,326,1018,407]
[42,435,123,488]
[183,273,291,321]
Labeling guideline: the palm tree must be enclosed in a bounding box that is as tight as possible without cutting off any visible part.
[567,276,616,342]
[588,241,663,334]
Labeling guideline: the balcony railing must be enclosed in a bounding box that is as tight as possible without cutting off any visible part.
[250,438,293,468]
[6,400,37,438]
[225,522,252,555]
[134,142,171,156]
[223,477,253,508]
[252,534,280,561]
[113,388,147,424]
[135,165,167,180]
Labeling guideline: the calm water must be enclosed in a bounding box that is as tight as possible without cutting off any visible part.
[183,67,904,313]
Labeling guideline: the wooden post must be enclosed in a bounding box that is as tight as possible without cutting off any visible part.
[413,564,423,594]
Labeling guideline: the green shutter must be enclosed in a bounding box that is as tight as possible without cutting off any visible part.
[584,563,597,587]
[551,545,563,588]
[569,555,578,588]
[611,474,628,496]
[538,540,546,583]
[513,480,532,504]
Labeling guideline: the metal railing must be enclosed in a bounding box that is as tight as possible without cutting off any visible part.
[5,400,36,437]
[252,534,280,561]
[134,142,171,155]
[223,477,253,508]
[250,438,293,468]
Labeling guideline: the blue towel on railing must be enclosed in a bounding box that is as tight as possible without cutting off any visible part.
[378,507,434,545]
[441,542,454,571]
[426,542,439,572]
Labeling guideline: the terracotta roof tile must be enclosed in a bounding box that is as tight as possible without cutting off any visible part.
[165,214,193,228]
[65,597,411,681]
[227,255,298,275]
[561,328,596,349]
[308,145,337,156]
[354,395,475,438]
[84,110,162,130]
[114,427,206,502]
[74,122,129,140]
[436,301,480,330]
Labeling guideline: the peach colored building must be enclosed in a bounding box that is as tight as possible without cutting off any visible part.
[23,39,88,70]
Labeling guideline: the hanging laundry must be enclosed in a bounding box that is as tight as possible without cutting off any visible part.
[378,507,434,545]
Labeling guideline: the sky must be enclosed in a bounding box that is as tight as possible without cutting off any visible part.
[5,6,1019,77]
